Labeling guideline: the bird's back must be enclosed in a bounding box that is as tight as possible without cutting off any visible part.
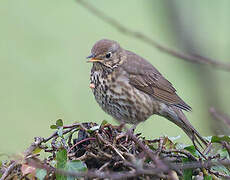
[121,49,191,111]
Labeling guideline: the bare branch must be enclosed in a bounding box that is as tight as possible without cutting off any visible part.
[210,107,230,127]
[76,0,230,71]
[26,156,230,179]
[0,161,17,180]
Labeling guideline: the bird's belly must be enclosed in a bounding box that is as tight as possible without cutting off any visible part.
[92,78,159,124]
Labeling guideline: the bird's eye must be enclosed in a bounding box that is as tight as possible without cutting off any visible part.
[105,52,112,59]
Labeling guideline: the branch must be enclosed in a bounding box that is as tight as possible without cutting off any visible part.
[27,158,167,180]
[0,161,17,180]
[210,107,230,127]
[76,0,230,71]
[26,156,230,179]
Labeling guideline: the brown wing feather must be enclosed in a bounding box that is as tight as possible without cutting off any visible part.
[122,50,191,111]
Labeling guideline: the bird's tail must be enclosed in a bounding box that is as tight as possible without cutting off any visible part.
[159,106,208,148]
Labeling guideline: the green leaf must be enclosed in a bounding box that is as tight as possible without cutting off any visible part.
[36,169,47,180]
[89,125,100,132]
[57,127,64,137]
[55,150,87,180]
[66,160,87,172]
[204,175,212,180]
[87,125,100,134]
[211,135,230,143]
[219,148,230,159]
[203,136,212,142]
[50,160,57,167]
[32,147,42,154]
[50,125,58,129]
[163,137,176,149]
[182,158,193,180]
[64,130,76,141]
[182,169,192,180]
[56,149,67,180]
[208,143,227,159]
[56,119,63,127]
[168,135,181,142]
[148,144,157,151]
[0,172,2,178]
[56,149,67,168]
[45,143,52,148]
[101,120,108,126]
[175,143,187,150]
[66,160,87,180]
[184,145,199,157]
[212,164,230,176]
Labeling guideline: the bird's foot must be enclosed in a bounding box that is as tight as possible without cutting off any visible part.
[192,138,207,160]
[129,124,137,133]
[115,124,137,143]
[116,122,125,131]
[115,132,129,143]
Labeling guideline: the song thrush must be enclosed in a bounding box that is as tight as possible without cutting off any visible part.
[87,39,207,146]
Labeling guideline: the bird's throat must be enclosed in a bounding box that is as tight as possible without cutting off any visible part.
[93,62,114,75]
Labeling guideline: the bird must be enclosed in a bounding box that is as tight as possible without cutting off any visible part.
[87,39,207,147]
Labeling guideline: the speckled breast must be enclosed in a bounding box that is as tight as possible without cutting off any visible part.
[90,66,159,124]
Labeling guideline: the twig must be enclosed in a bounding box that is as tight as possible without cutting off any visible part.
[67,137,96,154]
[26,158,167,179]
[172,159,230,170]
[167,170,179,180]
[222,142,230,157]
[107,144,125,161]
[210,107,230,127]
[0,161,17,180]
[156,137,164,156]
[209,169,230,179]
[63,123,81,129]
[26,157,230,180]
[161,149,198,162]
[2,121,230,179]
[98,161,110,172]
[125,126,170,175]
[76,0,230,71]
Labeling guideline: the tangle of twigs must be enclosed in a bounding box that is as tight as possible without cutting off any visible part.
[1,121,230,180]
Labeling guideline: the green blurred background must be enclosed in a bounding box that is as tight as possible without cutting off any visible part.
[0,0,229,154]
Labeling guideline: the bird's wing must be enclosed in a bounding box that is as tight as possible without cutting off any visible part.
[122,51,191,111]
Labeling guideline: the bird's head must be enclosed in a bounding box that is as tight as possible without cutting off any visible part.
[87,39,123,69]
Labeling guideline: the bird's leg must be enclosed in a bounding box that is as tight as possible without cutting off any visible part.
[128,124,137,134]
[116,122,125,131]
[192,137,207,160]
[125,124,137,142]
[131,124,137,133]
[155,137,164,156]
[115,121,128,143]
[115,131,128,143]
[115,124,137,143]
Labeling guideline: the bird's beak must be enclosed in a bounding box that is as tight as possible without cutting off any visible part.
[87,58,103,63]
[86,54,103,63]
